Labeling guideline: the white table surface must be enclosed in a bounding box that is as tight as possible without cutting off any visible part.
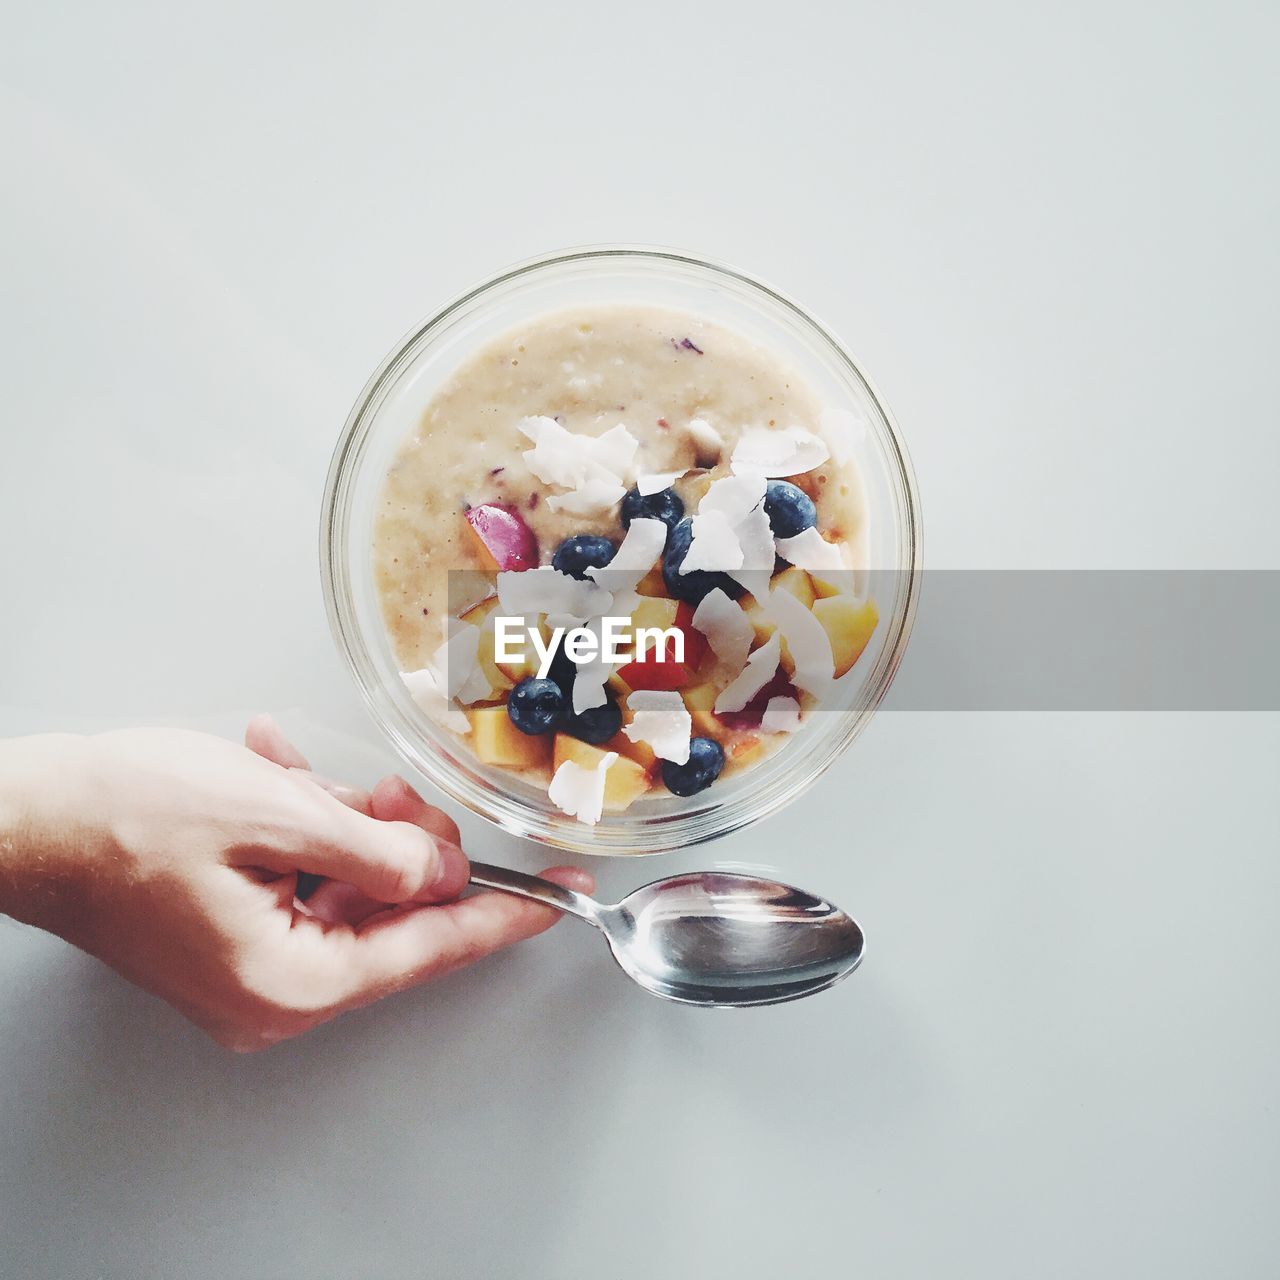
[3,4,1278,1277]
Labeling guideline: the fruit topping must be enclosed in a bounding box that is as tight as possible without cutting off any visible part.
[519,416,637,517]
[615,599,705,690]
[763,588,834,697]
[812,596,879,677]
[547,750,617,825]
[496,566,610,618]
[774,525,845,573]
[660,736,724,796]
[662,517,745,604]
[587,517,668,592]
[730,425,830,477]
[622,690,693,765]
[552,534,617,581]
[760,695,802,734]
[690,587,753,671]
[506,677,566,735]
[715,633,782,714]
[561,694,623,745]
[463,503,539,572]
[402,667,470,733]
[552,739,650,813]
[712,671,795,732]
[635,471,689,497]
[763,480,817,539]
[470,704,553,768]
[686,417,724,467]
[620,486,685,534]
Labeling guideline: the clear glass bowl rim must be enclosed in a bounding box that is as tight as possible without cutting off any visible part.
[320,244,923,856]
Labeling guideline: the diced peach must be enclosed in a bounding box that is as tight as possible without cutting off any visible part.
[463,503,539,572]
[772,566,816,610]
[494,617,552,683]
[476,628,515,693]
[681,682,722,739]
[741,595,775,646]
[808,569,849,600]
[728,734,768,769]
[458,595,499,625]
[615,601,705,690]
[470,705,552,769]
[604,728,657,774]
[634,566,668,597]
[552,736,651,811]
[812,596,879,677]
[624,596,680,654]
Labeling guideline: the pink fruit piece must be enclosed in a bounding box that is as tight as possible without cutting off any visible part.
[716,672,798,731]
[463,503,539,572]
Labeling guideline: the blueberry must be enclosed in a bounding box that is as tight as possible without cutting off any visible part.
[763,481,817,539]
[552,534,616,580]
[506,678,566,736]
[620,486,685,535]
[660,736,725,796]
[547,641,578,694]
[562,696,622,745]
[661,517,745,605]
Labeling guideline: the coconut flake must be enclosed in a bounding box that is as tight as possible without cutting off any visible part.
[517,416,580,488]
[731,426,830,478]
[401,668,470,733]
[624,690,692,765]
[726,504,776,598]
[610,588,641,620]
[764,587,834,697]
[587,517,666,594]
[681,509,744,574]
[822,406,867,466]
[699,470,767,526]
[545,477,626,518]
[686,417,724,466]
[593,423,640,481]
[571,660,610,714]
[519,417,637,486]
[714,634,782,713]
[457,664,493,705]
[760,695,802,734]
[548,751,618,826]
[568,616,612,714]
[497,567,612,620]
[519,415,638,512]
[432,623,484,701]
[691,588,753,671]
[637,469,688,496]
[775,526,847,573]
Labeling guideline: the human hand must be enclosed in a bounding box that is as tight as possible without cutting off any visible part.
[0,720,593,1051]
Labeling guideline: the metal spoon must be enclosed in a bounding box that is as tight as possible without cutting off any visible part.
[468,862,865,1007]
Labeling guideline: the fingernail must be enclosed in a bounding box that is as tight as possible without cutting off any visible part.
[428,837,471,899]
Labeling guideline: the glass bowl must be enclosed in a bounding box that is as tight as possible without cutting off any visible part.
[321,246,921,856]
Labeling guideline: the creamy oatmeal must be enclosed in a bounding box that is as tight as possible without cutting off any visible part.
[373,304,879,824]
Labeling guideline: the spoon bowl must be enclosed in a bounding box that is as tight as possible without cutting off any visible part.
[468,863,864,1007]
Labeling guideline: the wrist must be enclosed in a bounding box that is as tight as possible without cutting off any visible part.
[0,734,102,932]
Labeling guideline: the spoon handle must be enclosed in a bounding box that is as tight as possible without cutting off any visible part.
[468,861,603,927]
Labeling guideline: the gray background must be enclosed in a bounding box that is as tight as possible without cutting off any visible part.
[2,2,1278,1277]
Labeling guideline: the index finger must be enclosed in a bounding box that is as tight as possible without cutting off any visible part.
[341,866,596,1004]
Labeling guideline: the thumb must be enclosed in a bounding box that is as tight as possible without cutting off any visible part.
[311,800,470,905]
[232,785,468,907]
